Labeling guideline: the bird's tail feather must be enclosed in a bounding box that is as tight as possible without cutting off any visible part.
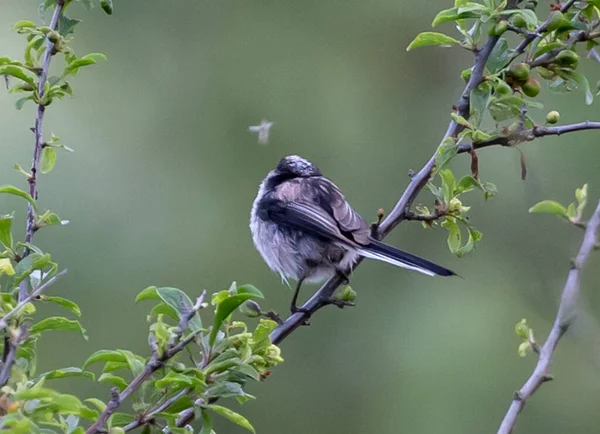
[358,239,456,277]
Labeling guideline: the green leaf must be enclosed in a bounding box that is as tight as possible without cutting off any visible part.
[204,404,255,433]
[15,96,34,110]
[135,286,158,302]
[434,138,458,172]
[38,367,94,381]
[40,147,57,174]
[455,176,481,194]
[439,169,456,202]
[43,296,81,317]
[82,350,127,369]
[200,410,213,434]
[31,317,87,339]
[450,112,473,129]
[406,32,458,51]
[109,413,135,428]
[155,371,203,392]
[0,214,13,249]
[0,65,35,85]
[455,224,482,257]
[57,14,81,36]
[101,0,114,14]
[566,70,593,105]
[85,398,106,414]
[0,185,37,210]
[13,253,54,285]
[98,373,128,391]
[209,285,264,347]
[441,218,461,254]
[118,350,144,378]
[157,287,203,332]
[432,7,481,26]
[13,20,36,30]
[528,200,567,216]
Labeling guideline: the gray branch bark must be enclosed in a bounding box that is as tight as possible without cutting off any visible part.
[497,200,600,434]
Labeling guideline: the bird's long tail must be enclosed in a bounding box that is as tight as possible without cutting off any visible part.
[357,239,456,277]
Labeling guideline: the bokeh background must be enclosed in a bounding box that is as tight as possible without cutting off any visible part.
[2,1,600,433]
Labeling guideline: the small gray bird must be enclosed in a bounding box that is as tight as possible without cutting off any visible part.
[250,155,455,313]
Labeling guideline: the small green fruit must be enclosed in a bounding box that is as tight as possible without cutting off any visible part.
[239,300,261,318]
[546,111,560,124]
[490,20,508,36]
[511,14,527,29]
[508,63,530,82]
[547,11,571,32]
[556,50,579,68]
[47,31,60,43]
[521,78,541,97]
[461,68,473,83]
[525,0,538,10]
[496,81,512,96]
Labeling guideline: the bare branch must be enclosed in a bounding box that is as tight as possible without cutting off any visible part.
[497,199,600,434]
[0,269,68,330]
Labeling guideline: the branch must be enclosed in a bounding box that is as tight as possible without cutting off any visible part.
[270,34,502,346]
[86,291,206,434]
[497,199,600,434]
[458,121,600,153]
[0,269,67,330]
[0,326,27,388]
[268,0,583,348]
[123,388,191,432]
[19,0,65,302]
[513,0,577,58]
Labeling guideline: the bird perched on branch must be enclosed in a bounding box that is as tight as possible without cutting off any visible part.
[250,155,456,314]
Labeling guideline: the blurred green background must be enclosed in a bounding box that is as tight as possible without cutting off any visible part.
[2,1,600,433]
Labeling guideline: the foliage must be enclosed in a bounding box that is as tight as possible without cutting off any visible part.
[407,0,600,256]
[0,1,284,433]
[0,0,599,433]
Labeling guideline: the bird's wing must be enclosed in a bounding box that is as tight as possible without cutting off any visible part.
[311,177,370,245]
[262,176,370,247]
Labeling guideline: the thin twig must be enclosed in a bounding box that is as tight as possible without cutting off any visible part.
[0,326,27,387]
[19,0,65,303]
[513,0,578,58]
[86,291,206,434]
[459,121,600,153]
[497,199,600,434]
[123,388,191,432]
[0,269,67,329]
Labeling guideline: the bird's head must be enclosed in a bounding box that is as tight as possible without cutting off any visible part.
[275,155,321,177]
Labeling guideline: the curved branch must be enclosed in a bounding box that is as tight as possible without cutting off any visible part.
[268,0,583,349]
[497,199,600,434]
[269,33,502,346]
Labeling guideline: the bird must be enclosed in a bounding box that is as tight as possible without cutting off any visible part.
[250,155,456,314]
